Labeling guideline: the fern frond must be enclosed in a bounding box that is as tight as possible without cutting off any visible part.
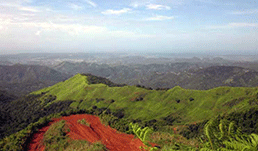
[228,122,235,136]
[223,133,258,151]
[204,119,215,150]
[129,123,152,144]
[250,134,258,147]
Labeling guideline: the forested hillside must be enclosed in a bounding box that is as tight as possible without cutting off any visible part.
[0,64,70,96]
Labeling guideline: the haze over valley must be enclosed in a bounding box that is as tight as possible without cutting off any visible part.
[0,53,258,96]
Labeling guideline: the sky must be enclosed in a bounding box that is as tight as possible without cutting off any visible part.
[0,0,257,55]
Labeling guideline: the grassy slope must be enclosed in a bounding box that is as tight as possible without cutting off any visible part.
[32,73,258,124]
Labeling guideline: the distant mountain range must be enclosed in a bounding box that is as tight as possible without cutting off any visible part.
[0,61,13,66]
[53,61,258,90]
[142,66,258,90]
[0,64,70,96]
[0,61,257,96]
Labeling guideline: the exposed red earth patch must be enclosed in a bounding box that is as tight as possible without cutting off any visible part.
[27,122,54,151]
[27,114,148,151]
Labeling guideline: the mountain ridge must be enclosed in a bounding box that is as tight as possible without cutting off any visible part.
[53,61,258,90]
[31,73,258,122]
[0,64,70,96]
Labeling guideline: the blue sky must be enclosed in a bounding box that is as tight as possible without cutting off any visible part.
[0,0,257,55]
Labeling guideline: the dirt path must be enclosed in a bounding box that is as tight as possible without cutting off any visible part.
[27,114,146,151]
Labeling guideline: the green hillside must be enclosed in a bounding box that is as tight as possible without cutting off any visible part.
[32,73,258,124]
[1,73,258,151]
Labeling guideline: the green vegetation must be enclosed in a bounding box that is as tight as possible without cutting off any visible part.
[129,123,152,145]
[54,62,258,90]
[0,90,17,102]
[43,120,70,150]
[43,120,107,151]
[129,123,159,150]
[1,73,258,150]
[82,73,126,87]
[63,141,107,151]
[0,109,91,150]
[0,64,69,96]
[77,119,90,127]
[0,116,51,151]
[31,74,258,124]
[129,118,258,151]
[0,94,74,139]
[150,131,199,151]
[199,119,258,151]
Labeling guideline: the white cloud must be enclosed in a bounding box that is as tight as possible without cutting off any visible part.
[231,9,258,15]
[21,13,35,16]
[19,6,40,12]
[69,3,83,11]
[0,14,107,35]
[146,15,174,21]
[85,0,97,7]
[35,30,41,35]
[0,0,31,5]
[0,3,40,12]
[108,30,153,38]
[0,17,12,30]
[24,22,108,35]
[0,3,17,7]
[101,8,131,15]
[146,4,171,10]
[196,0,215,4]
[131,2,139,8]
[0,15,155,52]
[229,23,258,27]
[208,22,258,29]
[130,1,148,8]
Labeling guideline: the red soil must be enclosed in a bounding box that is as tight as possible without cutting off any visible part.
[27,122,54,151]
[27,114,148,151]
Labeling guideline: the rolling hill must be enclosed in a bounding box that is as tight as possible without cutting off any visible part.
[30,73,258,123]
[1,73,258,150]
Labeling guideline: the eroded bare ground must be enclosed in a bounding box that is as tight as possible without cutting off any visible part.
[27,114,145,151]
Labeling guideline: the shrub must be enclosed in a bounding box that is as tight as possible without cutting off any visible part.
[77,119,90,127]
